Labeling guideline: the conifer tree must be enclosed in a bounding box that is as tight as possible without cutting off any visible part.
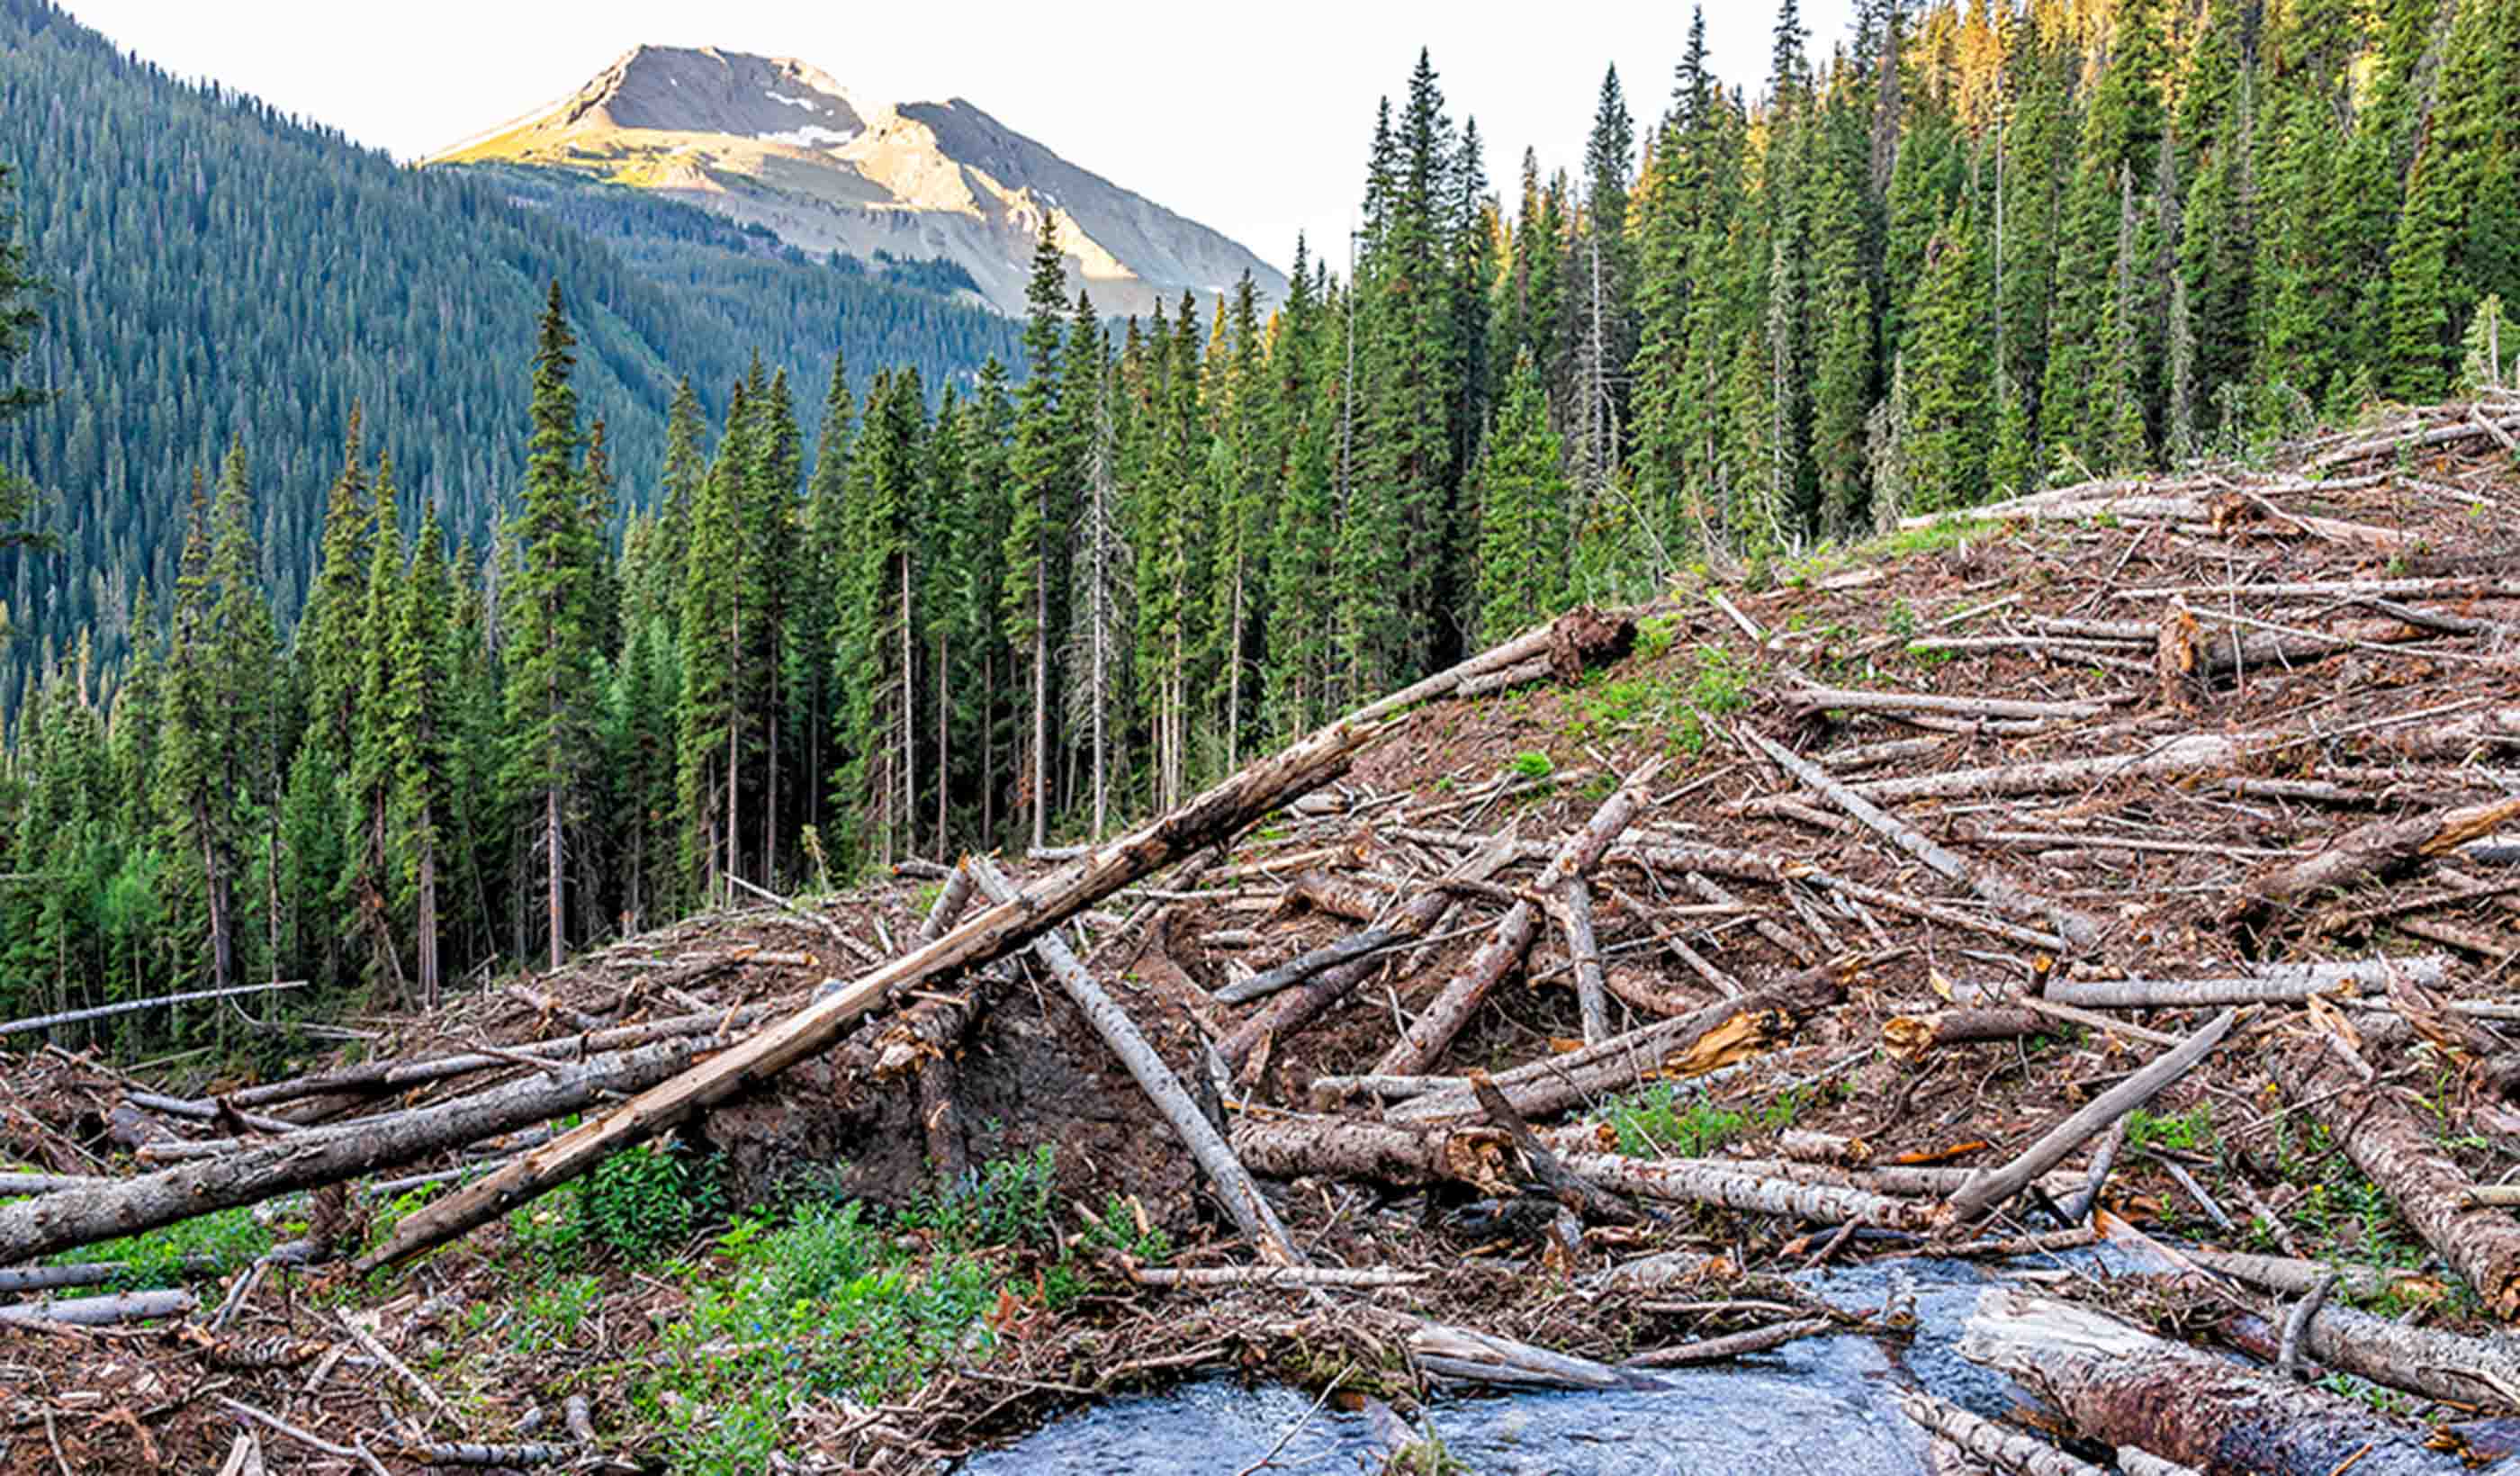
[1004,220,1069,850]
[391,499,454,1006]
[1903,209,1993,511]
[1472,354,1569,644]
[157,469,235,994]
[347,456,406,999]
[678,377,752,904]
[500,283,601,970]
[796,355,853,833]
[207,440,281,982]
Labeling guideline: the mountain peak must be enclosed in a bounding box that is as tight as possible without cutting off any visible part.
[424,45,1285,318]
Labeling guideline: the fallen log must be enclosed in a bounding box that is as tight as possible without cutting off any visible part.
[2267,1037,2520,1316]
[2220,1294,2520,1408]
[966,856,1300,1265]
[0,1288,196,1327]
[1625,1318,1833,1369]
[2228,796,2520,932]
[0,980,308,1040]
[0,1038,719,1266]
[2178,1247,2441,1303]
[1409,1320,1651,1391]
[1959,1288,2462,1475]
[1786,685,2120,723]
[1883,1008,2056,1061]
[2041,956,2451,1010]
[1742,728,2103,951]
[1467,1071,1645,1226]
[1555,878,1613,1045]
[214,1002,787,1113]
[1945,1009,2236,1223]
[1229,1113,1515,1191]
[1895,1390,2110,1476]
[1373,758,1664,1076]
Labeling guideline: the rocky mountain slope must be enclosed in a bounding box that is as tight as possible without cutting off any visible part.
[427,45,1289,318]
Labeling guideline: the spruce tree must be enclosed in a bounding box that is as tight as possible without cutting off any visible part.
[391,499,454,1007]
[1472,354,1570,644]
[1004,220,1069,850]
[500,283,601,971]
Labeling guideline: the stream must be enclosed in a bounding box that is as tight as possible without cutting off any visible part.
[960,1251,2093,1474]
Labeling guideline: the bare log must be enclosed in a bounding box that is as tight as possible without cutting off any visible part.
[2229,796,2520,931]
[1894,1391,2110,1476]
[2267,1038,2520,1316]
[1556,1153,1938,1229]
[2041,956,2451,1010]
[2113,1449,2204,1476]
[2178,1248,2438,1302]
[1282,869,1390,922]
[0,980,308,1040]
[0,1289,196,1326]
[1945,1009,2236,1223]
[1742,729,2103,950]
[1960,1288,2461,1476]
[1555,878,1613,1045]
[914,860,977,945]
[1625,1318,1834,1369]
[1787,685,2120,722]
[1373,759,1664,1076]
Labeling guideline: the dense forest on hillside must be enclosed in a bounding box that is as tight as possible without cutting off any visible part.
[4,0,2518,1044]
[0,0,1022,724]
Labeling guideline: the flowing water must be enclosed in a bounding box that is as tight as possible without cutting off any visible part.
[961,1252,2092,1475]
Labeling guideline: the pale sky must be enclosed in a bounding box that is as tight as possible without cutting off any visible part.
[58,0,1860,277]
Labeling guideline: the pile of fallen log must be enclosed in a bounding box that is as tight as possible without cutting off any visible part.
[10,407,2520,1470]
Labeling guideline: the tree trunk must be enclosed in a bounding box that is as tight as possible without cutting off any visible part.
[1959,1289,2461,1476]
[544,786,563,971]
[2267,1038,2520,1316]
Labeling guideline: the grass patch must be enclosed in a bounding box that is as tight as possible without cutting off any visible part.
[50,1205,270,1287]
[1604,1082,1832,1158]
[2127,1103,2215,1154]
[1564,645,1756,757]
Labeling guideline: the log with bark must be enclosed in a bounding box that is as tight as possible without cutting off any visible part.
[357,606,1634,1274]
[1959,1288,2463,1475]
[1895,1391,2110,1476]
[2228,796,2520,932]
[2267,1036,2520,1316]
[1371,758,1664,1076]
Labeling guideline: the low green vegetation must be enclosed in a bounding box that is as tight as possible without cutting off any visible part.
[1603,1082,1833,1158]
[46,1204,272,1287]
[1565,644,1756,757]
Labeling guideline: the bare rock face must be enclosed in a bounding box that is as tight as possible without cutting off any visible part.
[427,45,1287,319]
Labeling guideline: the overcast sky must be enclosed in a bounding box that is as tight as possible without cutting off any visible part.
[58,0,1860,276]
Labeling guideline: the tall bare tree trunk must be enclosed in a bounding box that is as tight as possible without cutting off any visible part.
[935,629,950,858]
[543,784,562,971]
[416,839,438,1011]
[901,554,915,865]
[1030,582,1048,852]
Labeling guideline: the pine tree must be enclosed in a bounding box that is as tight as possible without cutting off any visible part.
[1004,220,1069,850]
[678,377,753,904]
[796,355,853,836]
[0,165,49,554]
[1472,353,1570,644]
[391,499,454,1007]
[500,283,601,971]
[1903,208,1993,511]
[206,440,281,984]
[346,455,406,999]
[157,469,236,994]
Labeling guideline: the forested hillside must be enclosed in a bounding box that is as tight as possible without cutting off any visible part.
[0,0,1021,722]
[4,0,2517,1045]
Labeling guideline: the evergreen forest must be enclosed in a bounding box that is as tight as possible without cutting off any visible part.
[5,0,2520,1045]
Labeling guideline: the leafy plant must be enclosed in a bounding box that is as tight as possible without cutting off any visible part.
[1508,750,1554,780]
[572,1141,724,1263]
